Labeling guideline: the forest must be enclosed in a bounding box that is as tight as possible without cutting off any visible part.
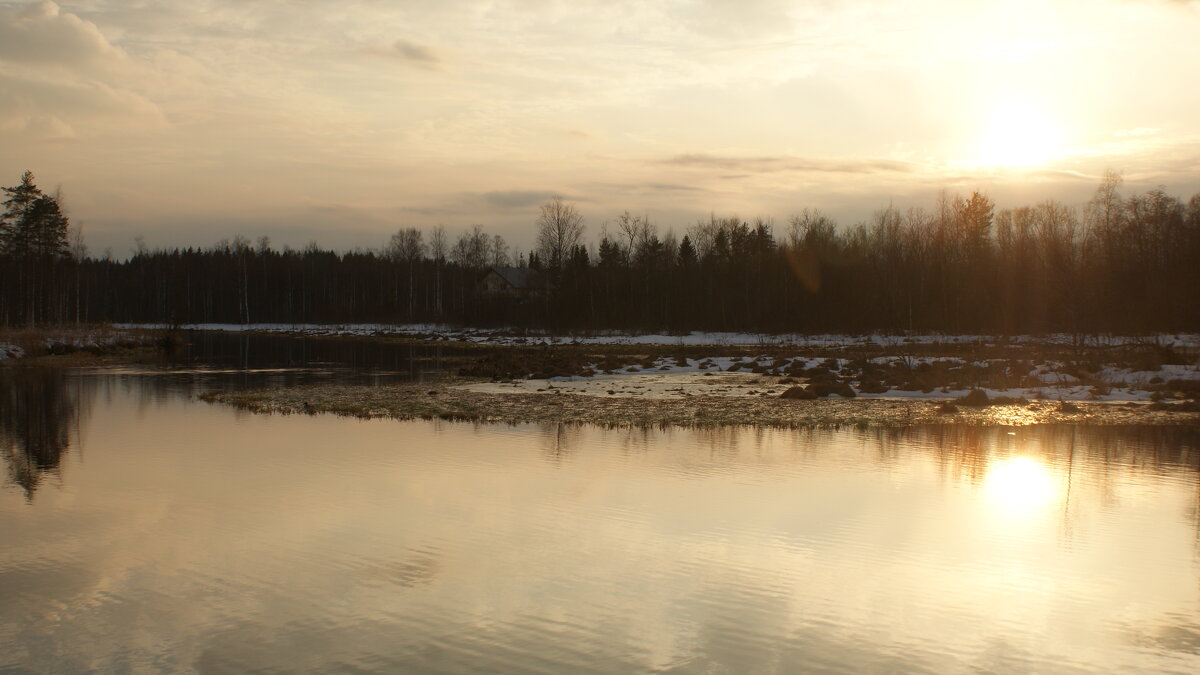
[2,171,1198,335]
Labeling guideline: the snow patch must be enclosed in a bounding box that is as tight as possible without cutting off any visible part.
[0,343,25,360]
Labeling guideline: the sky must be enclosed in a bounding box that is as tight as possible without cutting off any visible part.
[2,0,1199,256]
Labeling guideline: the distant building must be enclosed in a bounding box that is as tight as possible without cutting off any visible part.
[477,267,549,300]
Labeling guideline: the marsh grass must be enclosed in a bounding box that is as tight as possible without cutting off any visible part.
[202,377,1198,430]
[0,324,164,364]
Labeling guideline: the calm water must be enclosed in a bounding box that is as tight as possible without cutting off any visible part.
[3,367,1200,673]
[173,330,462,376]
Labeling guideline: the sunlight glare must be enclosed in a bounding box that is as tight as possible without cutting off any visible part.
[985,456,1058,515]
[976,100,1064,168]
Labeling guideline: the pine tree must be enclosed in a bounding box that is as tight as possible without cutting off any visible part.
[1,171,72,326]
[27,196,70,258]
[1,171,68,259]
[678,235,697,267]
[1,170,43,257]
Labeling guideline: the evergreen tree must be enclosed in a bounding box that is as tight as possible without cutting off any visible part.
[26,196,70,258]
[1,171,43,257]
[1,171,69,259]
[678,235,697,267]
[1,171,72,325]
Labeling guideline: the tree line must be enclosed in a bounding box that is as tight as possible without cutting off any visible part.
[2,171,1197,333]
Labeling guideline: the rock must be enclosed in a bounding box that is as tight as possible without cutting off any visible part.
[809,381,857,398]
[780,386,817,400]
[857,379,888,394]
[960,389,989,406]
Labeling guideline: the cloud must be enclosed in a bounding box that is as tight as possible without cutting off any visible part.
[0,73,159,117]
[590,181,707,194]
[0,72,164,134]
[643,182,706,192]
[479,190,556,208]
[684,0,799,39]
[0,2,162,137]
[659,153,916,175]
[392,40,439,64]
[1020,169,1098,182]
[0,1,124,68]
[365,39,444,70]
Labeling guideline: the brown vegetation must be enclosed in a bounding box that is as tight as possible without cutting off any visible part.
[200,378,1199,429]
[0,325,163,365]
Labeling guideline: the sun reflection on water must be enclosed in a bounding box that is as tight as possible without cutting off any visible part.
[985,455,1059,515]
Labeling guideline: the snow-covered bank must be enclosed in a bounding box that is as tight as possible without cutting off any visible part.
[0,330,153,361]
[110,323,1200,403]
[0,343,25,360]
[117,323,1200,349]
[461,353,1200,404]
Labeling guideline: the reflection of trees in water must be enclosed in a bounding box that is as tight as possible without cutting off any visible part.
[861,425,1200,546]
[0,369,88,501]
[182,331,460,380]
[867,425,1200,485]
[539,422,584,463]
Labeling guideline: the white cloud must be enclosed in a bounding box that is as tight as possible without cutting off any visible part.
[0,1,163,137]
[0,1,125,68]
[1,0,1197,254]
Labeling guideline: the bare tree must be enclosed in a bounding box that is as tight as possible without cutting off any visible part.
[430,225,447,317]
[1085,169,1123,235]
[536,197,584,272]
[615,210,651,263]
[451,224,491,269]
[386,227,426,263]
[386,227,426,318]
[491,233,510,268]
[70,222,87,323]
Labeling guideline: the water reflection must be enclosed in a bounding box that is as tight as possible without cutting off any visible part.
[4,373,1200,672]
[985,455,1058,513]
[0,369,86,501]
[175,330,460,378]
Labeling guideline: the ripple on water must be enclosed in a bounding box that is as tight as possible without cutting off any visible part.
[2,373,1200,672]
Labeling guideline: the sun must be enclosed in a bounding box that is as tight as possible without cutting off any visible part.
[975,99,1065,168]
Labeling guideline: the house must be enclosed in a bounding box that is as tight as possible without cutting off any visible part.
[477,267,548,300]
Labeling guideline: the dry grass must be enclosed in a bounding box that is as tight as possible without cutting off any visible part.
[200,378,1200,429]
[0,324,159,365]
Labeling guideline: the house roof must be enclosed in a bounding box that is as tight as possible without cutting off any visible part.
[488,266,542,290]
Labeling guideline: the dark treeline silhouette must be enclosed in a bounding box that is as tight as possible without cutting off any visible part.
[75,239,483,325]
[2,171,1198,333]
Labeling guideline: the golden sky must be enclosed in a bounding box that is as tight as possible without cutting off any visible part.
[2,0,1198,254]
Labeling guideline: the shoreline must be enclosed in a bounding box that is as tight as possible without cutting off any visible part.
[115,322,1200,349]
[190,330,1199,427]
[0,326,164,367]
[6,326,1197,428]
[200,376,1200,429]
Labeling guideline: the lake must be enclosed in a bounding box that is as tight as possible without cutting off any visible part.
[3,358,1200,673]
